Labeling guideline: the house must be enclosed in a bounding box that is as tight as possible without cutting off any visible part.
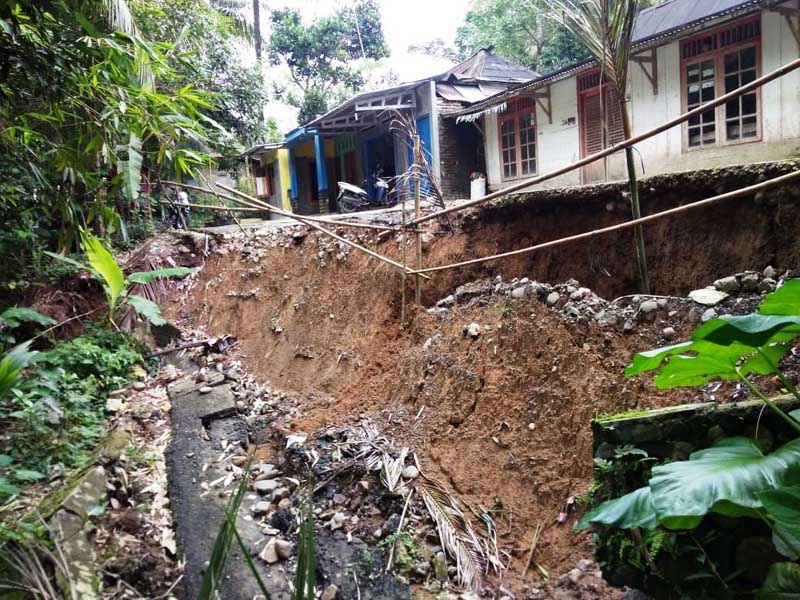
[275,49,537,214]
[242,142,293,212]
[452,0,800,191]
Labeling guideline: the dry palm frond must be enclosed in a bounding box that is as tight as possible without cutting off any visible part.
[380,447,408,493]
[541,0,638,94]
[0,529,77,600]
[386,111,445,209]
[417,478,487,592]
[119,254,170,331]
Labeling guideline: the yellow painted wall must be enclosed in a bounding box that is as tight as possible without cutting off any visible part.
[277,148,292,212]
[293,140,316,159]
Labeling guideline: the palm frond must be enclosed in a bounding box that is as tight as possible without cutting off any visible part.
[418,479,487,591]
[98,0,154,89]
[541,0,639,93]
[209,0,255,42]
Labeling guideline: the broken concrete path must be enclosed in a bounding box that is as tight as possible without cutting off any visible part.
[167,377,291,599]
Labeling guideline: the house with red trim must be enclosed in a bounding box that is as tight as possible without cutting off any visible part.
[452,0,800,191]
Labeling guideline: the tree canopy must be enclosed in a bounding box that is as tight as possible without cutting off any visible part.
[268,0,389,124]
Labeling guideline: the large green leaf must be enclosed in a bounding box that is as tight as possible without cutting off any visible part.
[80,230,126,319]
[758,486,800,554]
[0,341,39,399]
[127,294,166,326]
[760,280,800,316]
[575,486,657,531]
[0,308,57,329]
[694,314,800,348]
[755,562,800,599]
[117,131,143,202]
[127,267,193,285]
[650,438,800,529]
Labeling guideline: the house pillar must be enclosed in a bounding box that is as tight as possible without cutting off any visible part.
[314,134,329,214]
[288,147,299,213]
[277,148,292,212]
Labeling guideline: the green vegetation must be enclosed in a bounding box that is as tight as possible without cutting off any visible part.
[579,279,800,596]
[268,0,389,124]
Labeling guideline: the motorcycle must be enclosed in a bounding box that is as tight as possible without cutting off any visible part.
[336,178,394,213]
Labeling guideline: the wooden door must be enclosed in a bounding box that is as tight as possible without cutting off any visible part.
[580,86,626,184]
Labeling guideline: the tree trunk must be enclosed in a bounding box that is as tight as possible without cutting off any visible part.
[620,97,651,294]
[253,0,262,61]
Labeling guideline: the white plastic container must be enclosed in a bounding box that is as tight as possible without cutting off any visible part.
[470,177,486,200]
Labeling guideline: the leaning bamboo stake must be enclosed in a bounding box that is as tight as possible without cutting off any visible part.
[406,169,800,275]
[401,198,407,324]
[168,181,430,280]
[414,134,422,305]
[156,201,260,212]
[408,56,800,227]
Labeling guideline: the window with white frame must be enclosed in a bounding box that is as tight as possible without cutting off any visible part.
[682,16,761,149]
[499,98,537,180]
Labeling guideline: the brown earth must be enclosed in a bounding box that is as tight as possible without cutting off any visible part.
[168,160,799,594]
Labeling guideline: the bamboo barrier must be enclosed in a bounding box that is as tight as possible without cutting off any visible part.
[156,201,261,212]
[413,134,422,305]
[407,56,800,227]
[167,181,431,280]
[217,183,400,233]
[404,169,800,275]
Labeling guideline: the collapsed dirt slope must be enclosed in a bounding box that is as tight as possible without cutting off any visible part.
[169,161,799,591]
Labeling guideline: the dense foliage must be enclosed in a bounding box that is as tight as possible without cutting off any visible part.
[0,327,146,502]
[268,0,389,124]
[580,280,800,596]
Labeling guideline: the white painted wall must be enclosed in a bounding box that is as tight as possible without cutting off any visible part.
[482,4,800,192]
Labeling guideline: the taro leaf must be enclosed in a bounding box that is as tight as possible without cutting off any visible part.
[755,562,800,599]
[649,438,800,530]
[127,267,193,285]
[0,308,57,329]
[127,294,166,326]
[575,487,657,531]
[772,523,800,560]
[791,410,800,424]
[758,486,800,550]
[80,230,125,318]
[0,455,12,469]
[627,337,793,389]
[694,314,800,348]
[760,279,800,316]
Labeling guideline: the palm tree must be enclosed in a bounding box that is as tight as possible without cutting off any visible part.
[542,0,650,294]
[100,0,153,88]
[209,0,263,60]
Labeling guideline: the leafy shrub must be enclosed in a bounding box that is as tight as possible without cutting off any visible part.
[0,328,145,491]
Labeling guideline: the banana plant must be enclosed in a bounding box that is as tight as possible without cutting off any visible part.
[578,279,800,590]
[46,230,193,327]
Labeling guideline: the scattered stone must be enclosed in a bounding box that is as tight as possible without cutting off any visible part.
[163,364,179,381]
[132,381,146,391]
[763,265,777,279]
[277,498,293,510]
[254,480,279,496]
[657,298,669,309]
[231,455,247,467]
[662,326,677,340]
[106,396,125,412]
[759,278,777,292]
[198,386,213,394]
[258,464,280,479]
[713,276,740,293]
[510,286,527,299]
[402,465,419,480]
[274,538,292,560]
[527,422,536,431]
[329,512,347,531]
[321,585,339,600]
[545,292,560,306]
[688,288,729,306]
[272,487,290,501]
[464,323,481,338]
[433,552,448,581]
[333,493,347,505]
[623,319,637,333]
[251,502,271,517]
[437,295,455,308]
[739,271,760,291]
[701,308,718,322]
[639,300,659,314]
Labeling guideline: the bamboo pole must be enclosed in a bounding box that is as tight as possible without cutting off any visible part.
[413,134,422,305]
[156,201,260,212]
[218,183,399,233]
[167,181,430,280]
[405,169,800,275]
[401,198,407,324]
[408,56,800,227]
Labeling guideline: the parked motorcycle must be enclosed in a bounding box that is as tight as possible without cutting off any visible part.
[336,178,394,213]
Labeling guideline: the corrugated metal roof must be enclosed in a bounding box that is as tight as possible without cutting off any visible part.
[453,0,774,120]
[440,48,539,83]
